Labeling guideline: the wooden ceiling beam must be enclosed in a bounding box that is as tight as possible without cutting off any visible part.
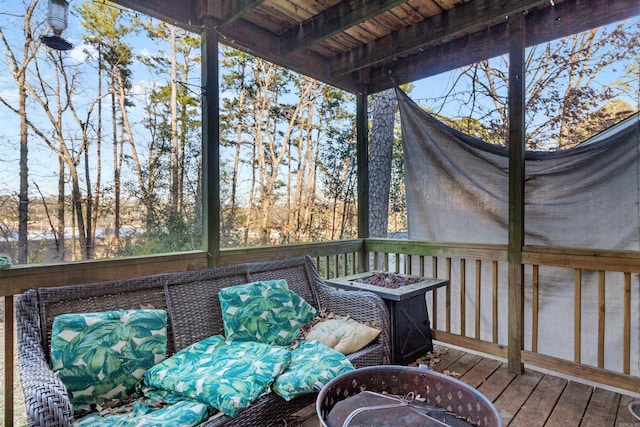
[109,0,200,31]
[279,0,406,54]
[365,0,640,93]
[213,18,361,92]
[330,0,549,77]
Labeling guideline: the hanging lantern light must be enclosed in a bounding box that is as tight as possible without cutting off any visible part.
[41,0,73,51]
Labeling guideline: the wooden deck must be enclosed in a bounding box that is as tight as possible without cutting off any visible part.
[284,346,640,426]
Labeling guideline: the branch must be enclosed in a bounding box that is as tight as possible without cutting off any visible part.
[33,181,59,248]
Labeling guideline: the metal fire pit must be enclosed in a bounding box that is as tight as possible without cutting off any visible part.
[317,366,502,427]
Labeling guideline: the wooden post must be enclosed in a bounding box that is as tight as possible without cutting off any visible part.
[507,12,526,374]
[202,19,220,267]
[357,85,369,273]
[4,296,14,427]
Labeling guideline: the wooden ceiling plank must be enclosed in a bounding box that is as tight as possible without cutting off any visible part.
[200,0,267,23]
[244,4,300,34]
[389,2,427,25]
[279,0,407,53]
[266,0,316,21]
[366,0,640,93]
[374,10,412,30]
[406,0,443,18]
[331,0,549,76]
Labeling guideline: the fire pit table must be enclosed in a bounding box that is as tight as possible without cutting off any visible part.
[317,365,502,427]
[327,272,448,364]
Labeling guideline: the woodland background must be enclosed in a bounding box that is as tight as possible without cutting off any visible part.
[0,0,637,265]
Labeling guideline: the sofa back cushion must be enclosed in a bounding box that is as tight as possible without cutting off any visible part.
[38,275,172,358]
[165,256,321,351]
[219,279,316,346]
[50,309,167,415]
[247,260,318,307]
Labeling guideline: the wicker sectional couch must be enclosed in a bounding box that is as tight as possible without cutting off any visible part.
[16,256,391,427]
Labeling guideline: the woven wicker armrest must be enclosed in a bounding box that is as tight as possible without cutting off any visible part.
[316,282,389,327]
[17,290,74,427]
[313,280,392,364]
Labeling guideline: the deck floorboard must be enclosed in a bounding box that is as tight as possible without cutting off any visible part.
[509,374,567,427]
[284,346,639,426]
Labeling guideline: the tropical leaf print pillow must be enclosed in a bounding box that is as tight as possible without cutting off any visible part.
[142,335,291,417]
[50,309,167,415]
[73,399,210,427]
[272,340,354,401]
[218,279,317,346]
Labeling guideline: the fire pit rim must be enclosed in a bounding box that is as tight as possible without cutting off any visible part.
[316,365,502,427]
[327,272,448,301]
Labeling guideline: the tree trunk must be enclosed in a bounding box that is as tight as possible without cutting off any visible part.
[57,157,65,261]
[368,88,396,238]
[170,25,180,211]
[18,75,29,264]
[93,47,103,255]
[111,83,121,247]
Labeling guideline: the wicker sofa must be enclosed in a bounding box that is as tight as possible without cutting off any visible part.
[16,255,391,427]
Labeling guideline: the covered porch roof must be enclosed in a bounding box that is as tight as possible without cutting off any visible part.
[104,0,639,374]
[110,0,639,95]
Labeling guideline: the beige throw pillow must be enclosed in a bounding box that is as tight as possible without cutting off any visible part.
[305,318,380,354]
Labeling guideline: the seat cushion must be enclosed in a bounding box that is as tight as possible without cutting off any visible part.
[50,309,167,415]
[73,398,210,427]
[272,340,354,401]
[142,335,291,417]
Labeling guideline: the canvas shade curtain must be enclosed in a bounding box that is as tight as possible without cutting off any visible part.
[396,87,640,374]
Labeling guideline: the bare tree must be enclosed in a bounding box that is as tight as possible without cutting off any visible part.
[454,21,639,149]
[0,0,40,263]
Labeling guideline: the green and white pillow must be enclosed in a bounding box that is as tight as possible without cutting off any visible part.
[219,279,317,346]
[50,309,167,415]
[142,335,291,417]
[73,399,210,427]
[272,340,354,401]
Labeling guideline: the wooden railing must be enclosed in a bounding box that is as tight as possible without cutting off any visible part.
[0,240,363,426]
[364,239,640,394]
[2,238,639,425]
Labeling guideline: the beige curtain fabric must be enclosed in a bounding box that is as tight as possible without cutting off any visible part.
[396,87,640,374]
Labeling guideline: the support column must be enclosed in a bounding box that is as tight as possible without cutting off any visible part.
[507,12,526,374]
[356,89,369,273]
[202,20,220,267]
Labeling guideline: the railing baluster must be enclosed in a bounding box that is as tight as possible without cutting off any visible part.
[598,270,605,369]
[492,260,498,343]
[624,272,631,374]
[432,256,439,330]
[532,265,539,353]
[460,259,466,336]
[475,259,481,340]
[574,268,582,363]
[446,257,452,333]
[325,255,330,278]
